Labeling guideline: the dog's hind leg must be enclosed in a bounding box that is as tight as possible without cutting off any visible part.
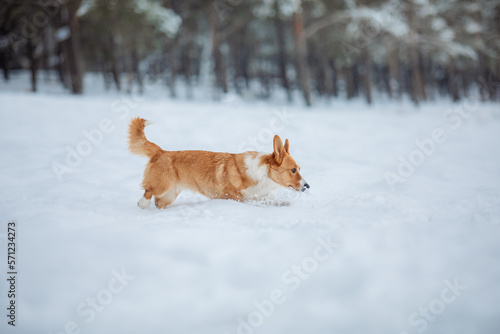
[138,190,153,209]
[154,189,180,209]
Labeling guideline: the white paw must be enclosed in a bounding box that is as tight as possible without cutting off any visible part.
[137,196,151,209]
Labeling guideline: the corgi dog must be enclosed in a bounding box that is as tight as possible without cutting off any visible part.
[128,117,309,209]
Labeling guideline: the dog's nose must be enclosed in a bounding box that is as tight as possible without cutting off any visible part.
[301,183,310,192]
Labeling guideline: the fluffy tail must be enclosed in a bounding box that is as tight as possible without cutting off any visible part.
[128,117,162,158]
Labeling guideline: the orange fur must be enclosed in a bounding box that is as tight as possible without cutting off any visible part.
[128,117,308,209]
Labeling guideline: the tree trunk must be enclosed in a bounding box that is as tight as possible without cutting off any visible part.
[132,51,143,94]
[180,37,193,99]
[293,3,311,106]
[345,66,356,99]
[126,51,134,95]
[274,0,292,102]
[407,0,426,105]
[494,5,500,101]
[41,27,52,83]
[207,2,227,95]
[111,61,121,91]
[0,49,10,81]
[386,43,401,99]
[56,43,68,88]
[322,56,334,98]
[199,24,214,91]
[167,59,177,98]
[212,31,227,94]
[447,56,459,102]
[352,65,360,97]
[494,62,500,101]
[330,59,338,97]
[101,62,111,91]
[425,57,437,101]
[213,47,227,93]
[411,45,426,104]
[27,39,38,92]
[361,52,372,104]
[1,4,12,81]
[61,3,84,94]
[460,68,470,98]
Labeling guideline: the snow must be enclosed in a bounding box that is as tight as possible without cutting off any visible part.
[55,26,71,42]
[134,0,182,37]
[431,17,446,31]
[343,5,409,39]
[254,0,302,18]
[77,0,95,17]
[1,74,500,334]
[465,19,482,34]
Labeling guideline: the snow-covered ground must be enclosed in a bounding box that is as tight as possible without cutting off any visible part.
[1,74,500,334]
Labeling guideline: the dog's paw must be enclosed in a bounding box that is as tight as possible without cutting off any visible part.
[138,197,151,209]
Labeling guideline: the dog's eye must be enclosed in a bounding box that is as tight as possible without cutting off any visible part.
[291,168,297,173]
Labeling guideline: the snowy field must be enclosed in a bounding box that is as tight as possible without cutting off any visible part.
[1,75,500,334]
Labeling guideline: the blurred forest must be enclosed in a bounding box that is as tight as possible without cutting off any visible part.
[1,0,499,105]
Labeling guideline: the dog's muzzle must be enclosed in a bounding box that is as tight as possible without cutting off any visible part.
[301,183,310,192]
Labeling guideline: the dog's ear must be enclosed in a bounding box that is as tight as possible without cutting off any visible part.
[284,139,290,153]
[273,135,285,165]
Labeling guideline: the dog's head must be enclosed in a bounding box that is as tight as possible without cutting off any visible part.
[268,135,309,192]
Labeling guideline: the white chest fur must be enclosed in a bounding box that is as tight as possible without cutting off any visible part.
[241,153,282,200]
